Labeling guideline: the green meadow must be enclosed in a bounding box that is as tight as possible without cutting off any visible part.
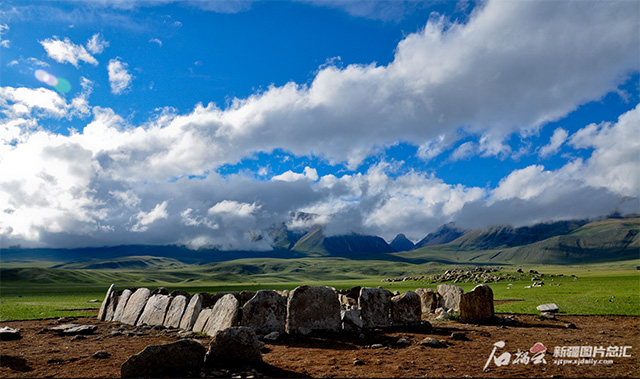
[1,257,638,321]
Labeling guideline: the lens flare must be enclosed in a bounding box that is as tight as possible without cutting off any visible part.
[34,69,71,93]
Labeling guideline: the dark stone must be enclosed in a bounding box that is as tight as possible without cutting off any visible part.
[152,287,169,295]
[93,351,111,359]
[204,327,263,367]
[121,339,206,378]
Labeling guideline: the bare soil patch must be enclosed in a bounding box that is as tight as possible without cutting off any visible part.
[1,314,638,378]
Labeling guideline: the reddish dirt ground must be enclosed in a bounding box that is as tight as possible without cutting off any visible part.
[1,314,638,378]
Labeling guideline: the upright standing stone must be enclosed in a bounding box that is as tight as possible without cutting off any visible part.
[192,308,214,333]
[203,294,241,337]
[391,291,422,326]
[137,294,171,326]
[358,287,393,328]
[112,289,133,323]
[241,290,286,335]
[415,288,439,316]
[104,290,119,322]
[180,294,204,331]
[164,295,188,328]
[437,284,464,312]
[286,285,341,334]
[460,284,494,323]
[97,284,115,321]
[120,288,151,325]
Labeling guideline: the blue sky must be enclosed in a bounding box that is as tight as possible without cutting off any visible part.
[0,0,638,249]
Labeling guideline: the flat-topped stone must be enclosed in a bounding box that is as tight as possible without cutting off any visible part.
[536,303,559,313]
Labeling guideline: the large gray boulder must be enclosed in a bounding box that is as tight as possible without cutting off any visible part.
[137,294,171,326]
[112,289,133,323]
[241,290,286,335]
[437,284,464,312]
[164,295,188,328]
[192,308,214,333]
[286,285,341,334]
[180,293,203,331]
[204,327,262,367]
[358,287,393,328]
[121,339,206,378]
[391,291,422,326]
[203,294,241,337]
[120,288,151,325]
[415,288,438,316]
[97,283,115,321]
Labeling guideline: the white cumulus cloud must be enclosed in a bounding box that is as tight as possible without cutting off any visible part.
[40,37,98,67]
[86,33,109,54]
[131,201,169,232]
[539,128,569,158]
[107,58,133,95]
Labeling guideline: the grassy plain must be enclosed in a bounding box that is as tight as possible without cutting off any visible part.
[1,258,638,321]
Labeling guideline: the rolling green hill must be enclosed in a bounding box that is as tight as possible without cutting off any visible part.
[395,217,639,265]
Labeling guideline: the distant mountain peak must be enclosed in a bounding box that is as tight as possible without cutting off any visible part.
[414,223,465,249]
[390,233,415,252]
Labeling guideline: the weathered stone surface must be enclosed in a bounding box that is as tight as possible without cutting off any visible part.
[0,326,22,341]
[97,283,115,321]
[391,291,422,326]
[192,308,213,333]
[341,309,363,331]
[137,294,171,326]
[241,290,286,335]
[120,288,151,325]
[48,324,97,336]
[180,293,204,331]
[460,284,494,323]
[537,303,559,313]
[358,287,393,328]
[415,288,438,316]
[112,289,133,323]
[163,295,188,328]
[104,290,118,322]
[121,339,206,378]
[204,327,262,367]
[263,331,280,341]
[203,294,241,337]
[286,285,341,334]
[437,284,464,311]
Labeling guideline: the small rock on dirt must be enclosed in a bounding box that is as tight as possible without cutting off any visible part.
[262,331,280,341]
[420,337,446,348]
[93,351,111,359]
[49,324,97,336]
